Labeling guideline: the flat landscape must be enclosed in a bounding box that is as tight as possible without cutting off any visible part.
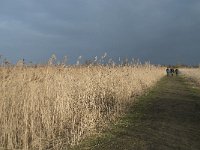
[73,75,200,150]
[1,0,200,149]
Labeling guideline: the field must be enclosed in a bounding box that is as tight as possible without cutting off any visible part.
[0,64,164,149]
[181,68,200,84]
[73,73,200,150]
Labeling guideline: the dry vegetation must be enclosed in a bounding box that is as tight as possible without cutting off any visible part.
[181,68,200,84]
[0,63,164,149]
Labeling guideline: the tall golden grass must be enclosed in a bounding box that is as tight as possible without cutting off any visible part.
[0,64,164,149]
[181,68,200,84]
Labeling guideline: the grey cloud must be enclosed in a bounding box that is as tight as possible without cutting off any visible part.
[0,0,200,64]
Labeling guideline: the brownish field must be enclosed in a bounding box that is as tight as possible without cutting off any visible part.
[73,75,200,150]
[0,65,164,149]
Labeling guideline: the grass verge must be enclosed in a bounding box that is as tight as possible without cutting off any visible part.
[71,76,200,150]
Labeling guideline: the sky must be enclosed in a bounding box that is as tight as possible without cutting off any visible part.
[0,0,200,65]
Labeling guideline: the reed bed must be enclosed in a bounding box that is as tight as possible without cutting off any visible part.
[0,64,164,149]
[181,68,200,84]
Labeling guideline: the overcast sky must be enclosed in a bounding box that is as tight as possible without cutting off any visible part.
[0,0,200,65]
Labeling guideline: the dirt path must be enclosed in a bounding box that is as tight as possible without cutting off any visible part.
[73,76,200,150]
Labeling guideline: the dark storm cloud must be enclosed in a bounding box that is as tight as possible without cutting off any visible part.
[0,0,200,64]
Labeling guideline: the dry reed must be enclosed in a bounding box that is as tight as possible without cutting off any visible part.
[181,68,200,84]
[0,64,164,149]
